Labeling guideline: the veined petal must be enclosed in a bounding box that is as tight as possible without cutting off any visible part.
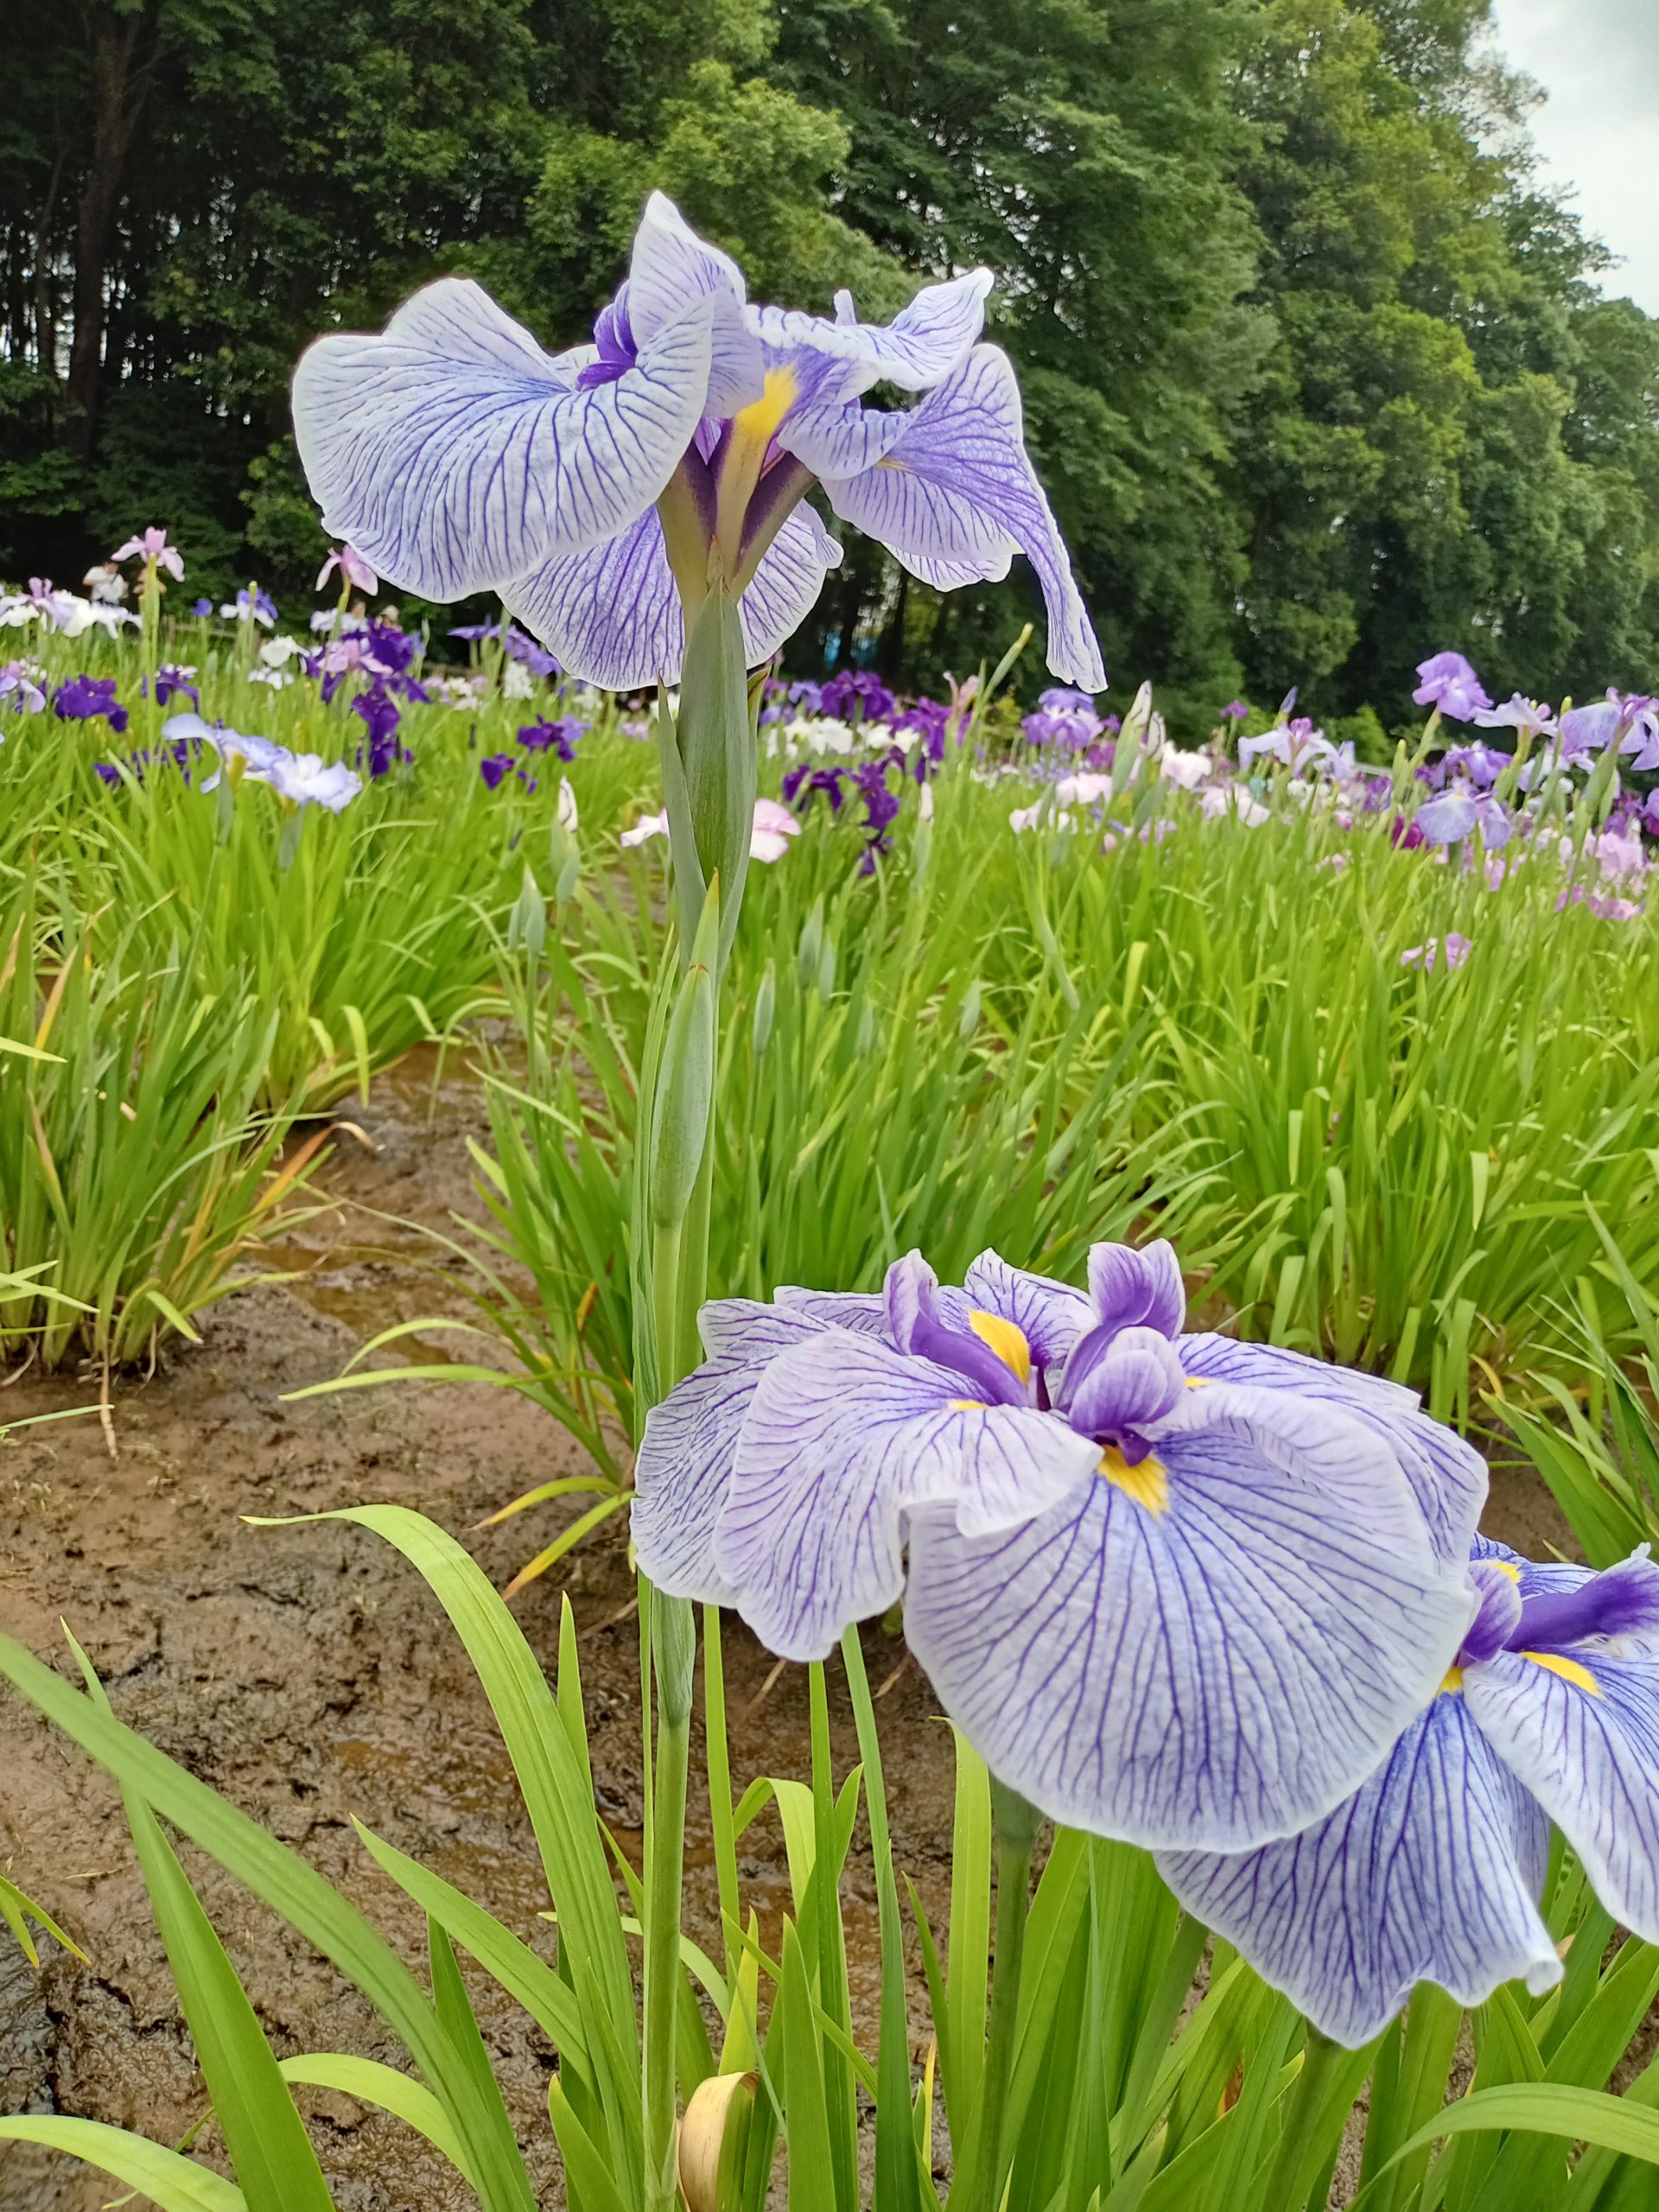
[1178,1334,1487,1569]
[959,1252,1096,1370]
[817,346,1106,690]
[1465,1646,1659,1940]
[738,501,842,665]
[293,278,713,600]
[902,1381,1474,1850]
[630,1306,825,1603]
[749,267,991,406]
[716,1329,1097,1662]
[628,192,764,418]
[1089,1241,1185,1339]
[772,1286,890,1336]
[504,508,682,690]
[505,497,839,688]
[1157,1694,1556,2047]
[830,270,995,389]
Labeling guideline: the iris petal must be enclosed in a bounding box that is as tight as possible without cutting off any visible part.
[630,1304,825,1603]
[293,278,713,600]
[716,1329,1097,1662]
[628,192,764,418]
[1465,1645,1659,1941]
[772,1287,890,1336]
[1089,1240,1185,1339]
[504,499,840,689]
[958,1252,1096,1370]
[504,508,681,691]
[1157,1694,1556,2047]
[1178,1333,1487,1569]
[738,502,843,666]
[749,269,991,400]
[815,346,1107,691]
[902,1381,1474,1850]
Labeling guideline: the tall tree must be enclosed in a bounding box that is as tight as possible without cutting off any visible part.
[772,0,1266,708]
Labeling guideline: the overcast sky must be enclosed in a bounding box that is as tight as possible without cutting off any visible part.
[1486,0,1659,313]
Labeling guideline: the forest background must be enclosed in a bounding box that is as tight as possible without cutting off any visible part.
[4,0,1657,725]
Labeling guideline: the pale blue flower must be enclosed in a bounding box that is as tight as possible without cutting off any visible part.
[292,194,1104,692]
[631,1240,1483,1852]
[1159,1541,1659,2044]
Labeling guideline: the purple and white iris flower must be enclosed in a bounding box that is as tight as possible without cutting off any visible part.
[316,543,378,597]
[221,586,279,629]
[1414,652,1492,723]
[163,712,361,813]
[631,1238,1483,1852]
[1158,1540,1659,2045]
[291,193,1104,693]
[111,526,186,582]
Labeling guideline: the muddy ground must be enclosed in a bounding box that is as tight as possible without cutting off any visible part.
[0,1050,1575,2209]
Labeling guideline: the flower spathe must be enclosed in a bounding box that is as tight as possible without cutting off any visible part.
[630,1239,1484,1852]
[1157,1540,1659,2045]
[292,193,1104,692]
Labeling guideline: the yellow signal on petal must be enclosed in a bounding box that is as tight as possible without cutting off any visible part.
[1098,1446,1170,1516]
[1440,1667,1465,1695]
[950,1398,988,1412]
[1522,1650,1601,1696]
[967,1311,1033,1386]
[1492,1560,1522,1584]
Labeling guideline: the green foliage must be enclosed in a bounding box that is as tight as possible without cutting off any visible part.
[7,1522,1659,2209]
[6,0,1658,710]
[0,874,317,1370]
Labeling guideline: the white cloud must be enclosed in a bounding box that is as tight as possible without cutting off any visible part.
[1486,0,1659,314]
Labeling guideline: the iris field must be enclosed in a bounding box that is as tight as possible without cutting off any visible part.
[6,195,1659,2212]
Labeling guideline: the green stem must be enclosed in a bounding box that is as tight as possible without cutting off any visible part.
[644,1590,696,2212]
[1260,2028,1351,2212]
[962,1781,1041,2212]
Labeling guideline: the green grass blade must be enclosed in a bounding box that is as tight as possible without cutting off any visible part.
[0,2116,247,2211]
[1368,2082,1659,2183]
[842,1629,922,2212]
[0,1625,533,2212]
[779,1921,839,2212]
[277,2054,475,2185]
[352,1818,593,2082]
[251,1504,641,2193]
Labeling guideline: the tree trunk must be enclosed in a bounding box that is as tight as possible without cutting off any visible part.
[67,5,156,455]
[35,148,67,373]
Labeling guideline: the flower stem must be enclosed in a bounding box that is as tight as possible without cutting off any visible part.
[644,1589,696,2212]
[1262,2027,1353,2212]
[963,1780,1042,2212]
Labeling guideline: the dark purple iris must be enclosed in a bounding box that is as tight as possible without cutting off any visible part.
[54,674,128,731]
[1458,1554,1659,1669]
[820,669,897,725]
[365,616,420,675]
[517,715,583,759]
[504,624,560,677]
[480,752,514,790]
[142,666,199,708]
[575,296,638,390]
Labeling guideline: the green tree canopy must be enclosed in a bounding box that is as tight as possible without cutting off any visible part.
[2,0,1656,718]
